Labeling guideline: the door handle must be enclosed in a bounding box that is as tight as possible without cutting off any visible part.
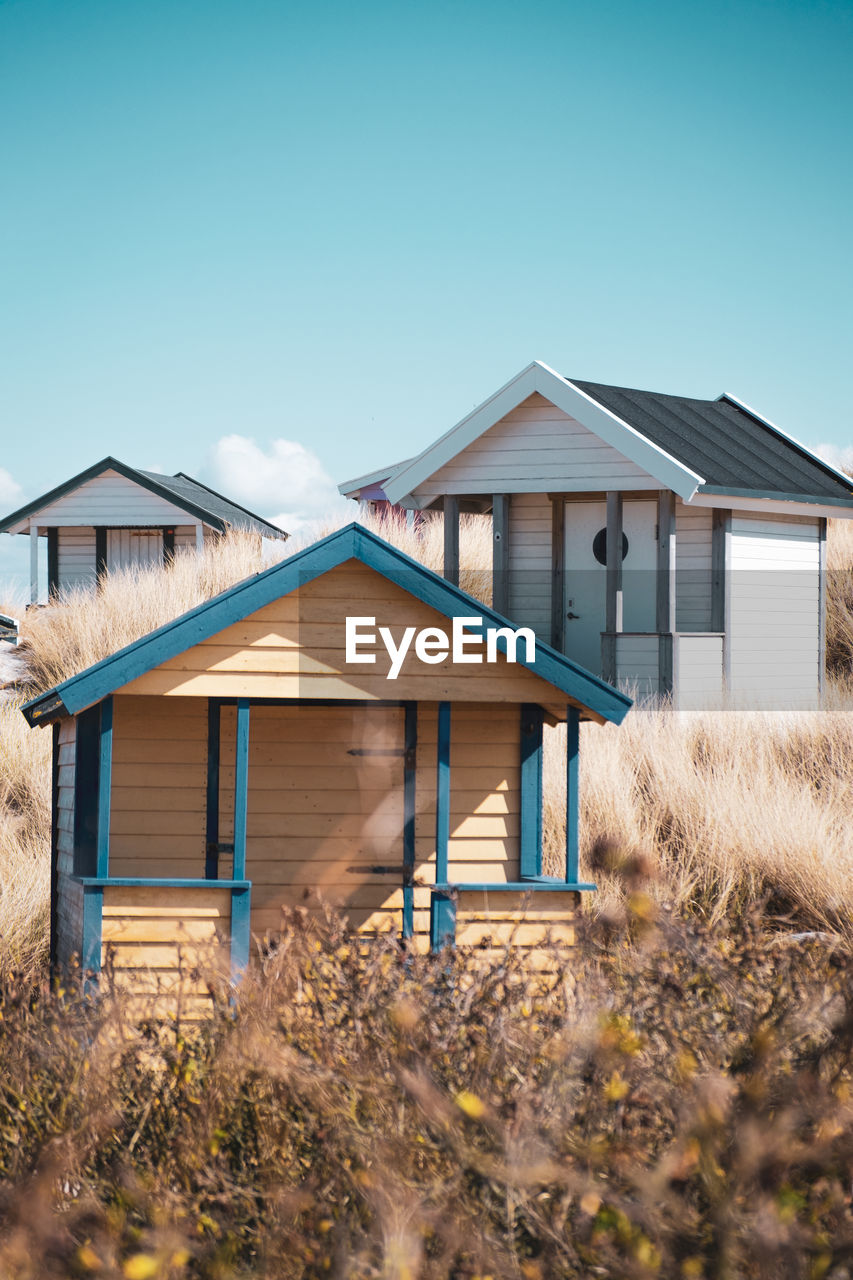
[566,611,580,620]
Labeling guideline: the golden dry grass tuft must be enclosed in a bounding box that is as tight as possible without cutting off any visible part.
[0,504,852,973]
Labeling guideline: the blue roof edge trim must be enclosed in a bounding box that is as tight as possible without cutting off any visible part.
[22,522,632,727]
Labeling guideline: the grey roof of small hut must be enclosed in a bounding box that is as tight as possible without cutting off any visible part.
[570,380,852,503]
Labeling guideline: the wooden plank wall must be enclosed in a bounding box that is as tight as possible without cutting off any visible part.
[507,493,552,636]
[115,561,565,709]
[55,716,83,966]
[675,501,713,632]
[109,696,208,878]
[57,528,98,591]
[33,470,194,526]
[216,701,522,952]
[411,393,658,498]
[101,883,231,1018]
[728,513,821,708]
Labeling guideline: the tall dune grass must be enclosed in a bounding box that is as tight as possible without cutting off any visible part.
[0,505,852,970]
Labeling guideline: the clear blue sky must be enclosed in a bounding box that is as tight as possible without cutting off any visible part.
[1,0,851,589]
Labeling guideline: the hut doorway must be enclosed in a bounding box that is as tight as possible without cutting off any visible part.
[217,702,411,941]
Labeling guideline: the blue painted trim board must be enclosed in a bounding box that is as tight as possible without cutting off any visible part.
[76,877,251,888]
[81,885,103,974]
[230,886,251,979]
[233,700,250,881]
[96,696,113,878]
[402,702,417,938]
[430,890,456,951]
[435,701,451,884]
[205,699,221,879]
[433,882,595,893]
[519,704,543,878]
[22,523,632,727]
[566,706,580,883]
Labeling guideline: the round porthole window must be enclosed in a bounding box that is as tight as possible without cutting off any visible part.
[592,528,629,567]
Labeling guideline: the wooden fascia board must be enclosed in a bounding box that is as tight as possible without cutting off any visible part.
[0,456,227,536]
[688,492,853,519]
[21,522,633,728]
[718,393,853,495]
[337,458,413,498]
[384,360,704,505]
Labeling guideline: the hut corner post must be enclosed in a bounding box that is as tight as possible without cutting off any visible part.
[402,703,417,939]
[430,701,456,950]
[656,490,677,696]
[82,696,114,980]
[519,704,544,878]
[566,706,580,883]
[443,497,459,587]
[602,492,623,682]
[230,699,251,977]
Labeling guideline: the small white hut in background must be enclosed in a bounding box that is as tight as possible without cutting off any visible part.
[340,361,853,709]
[0,457,287,602]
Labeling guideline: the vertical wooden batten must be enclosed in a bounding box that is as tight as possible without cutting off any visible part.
[443,496,460,586]
[519,704,544,878]
[602,492,623,682]
[566,706,580,883]
[550,498,565,652]
[232,700,250,881]
[435,701,451,884]
[492,494,509,615]
[96,697,113,879]
[29,523,39,604]
[656,491,676,695]
[402,702,417,938]
[711,508,728,634]
[95,527,107,587]
[47,529,59,599]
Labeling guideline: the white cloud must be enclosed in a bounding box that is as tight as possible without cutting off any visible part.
[0,467,23,508]
[814,443,853,480]
[204,435,352,535]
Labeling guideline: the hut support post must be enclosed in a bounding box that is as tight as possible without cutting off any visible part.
[402,702,417,938]
[430,701,455,951]
[656,490,677,695]
[231,699,251,977]
[29,523,39,604]
[519,704,544,878]
[443,496,459,586]
[195,523,205,552]
[492,494,509,615]
[565,706,580,883]
[96,697,113,879]
[603,493,623,681]
[81,886,103,979]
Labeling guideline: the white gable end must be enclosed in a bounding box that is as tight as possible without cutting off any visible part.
[412,394,661,499]
[17,470,203,529]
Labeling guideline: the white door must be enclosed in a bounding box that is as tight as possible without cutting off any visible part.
[106,529,164,572]
[563,500,658,674]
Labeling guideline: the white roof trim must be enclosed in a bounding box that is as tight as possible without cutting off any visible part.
[688,493,853,520]
[384,360,705,505]
[338,458,413,498]
[718,392,853,491]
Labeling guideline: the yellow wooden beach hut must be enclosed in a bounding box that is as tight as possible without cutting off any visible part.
[23,524,631,996]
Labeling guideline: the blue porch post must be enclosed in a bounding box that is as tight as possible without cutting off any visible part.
[231,699,251,977]
[566,705,580,883]
[81,886,103,976]
[430,701,456,950]
[96,696,113,879]
[519,704,544,878]
[402,702,417,938]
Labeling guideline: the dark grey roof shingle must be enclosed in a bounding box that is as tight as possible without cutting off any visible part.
[138,471,287,539]
[570,380,853,502]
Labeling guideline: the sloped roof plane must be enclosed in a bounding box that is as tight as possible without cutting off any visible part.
[342,361,853,511]
[0,457,288,539]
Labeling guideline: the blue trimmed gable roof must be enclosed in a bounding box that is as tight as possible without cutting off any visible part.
[0,457,288,540]
[22,523,632,727]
